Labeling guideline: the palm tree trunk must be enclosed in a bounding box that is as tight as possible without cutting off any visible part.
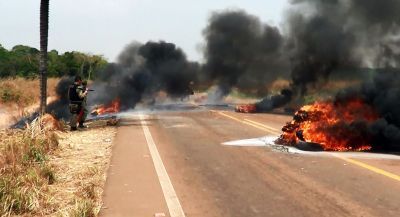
[39,0,49,115]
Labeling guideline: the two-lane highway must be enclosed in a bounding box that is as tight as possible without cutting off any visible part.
[101,109,400,217]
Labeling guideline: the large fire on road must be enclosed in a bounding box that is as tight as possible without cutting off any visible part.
[275,99,379,151]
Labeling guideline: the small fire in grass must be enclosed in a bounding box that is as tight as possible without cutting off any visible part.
[91,98,121,116]
[275,99,379,151]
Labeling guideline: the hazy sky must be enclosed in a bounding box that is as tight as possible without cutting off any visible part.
[0,0,289,62]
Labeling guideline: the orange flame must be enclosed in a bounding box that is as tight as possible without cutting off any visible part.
[276,99,379,151]
[91,98,121,116]
[235,104,257,113]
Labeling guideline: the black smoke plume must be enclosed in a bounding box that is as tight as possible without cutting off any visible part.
[257,0,400,111]
[41,41,199,121]
[335,70,400,151]
[203,10,289,101]
[255,89,292,111]
[46,76,74,119]
[89,41,199,109]
[266,0,400,150]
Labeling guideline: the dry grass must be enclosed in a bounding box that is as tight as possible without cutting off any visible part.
[0,78,59,108]
[0,116,116,216]
[0,78,60,129]
[47,124,116,216]
[0,116,59,216]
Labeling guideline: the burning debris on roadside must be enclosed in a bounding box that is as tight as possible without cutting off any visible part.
[275,99,379,151]
[235,89,293,113]
[91,98,121,116]
[235,104,257,113]
[228,1,400,152]
[272,69,400,152]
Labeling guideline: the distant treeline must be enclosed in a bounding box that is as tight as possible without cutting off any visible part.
[0,44,108,79]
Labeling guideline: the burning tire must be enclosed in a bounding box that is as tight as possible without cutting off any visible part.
[276,99,379,151]
[91,98,121,116]
[294,141,324,151]
[235,104,257,113]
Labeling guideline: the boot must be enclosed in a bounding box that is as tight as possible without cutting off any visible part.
[78,122,87,128]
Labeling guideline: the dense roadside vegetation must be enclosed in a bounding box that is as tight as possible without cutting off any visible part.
[0,43,108,79]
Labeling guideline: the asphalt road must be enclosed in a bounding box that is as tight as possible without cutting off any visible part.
[101,108,400,217]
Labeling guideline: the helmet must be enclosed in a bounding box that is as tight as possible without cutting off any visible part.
[74,75,82,82]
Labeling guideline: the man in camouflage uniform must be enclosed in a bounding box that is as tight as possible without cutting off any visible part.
[78,80,89,128]
[68,76,88,131]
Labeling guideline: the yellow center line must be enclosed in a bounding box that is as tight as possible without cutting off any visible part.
[212,110,400,182]
[212,111,279,135]
[332,154,400,182]
[244,118,282,135]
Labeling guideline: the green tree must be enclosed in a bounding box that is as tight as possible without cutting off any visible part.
[12,45,39,55]
[11,45,39,77]
[87,54,108,79]
[0,44,12,77]
[48,50,67,77]
[0,43,108,79]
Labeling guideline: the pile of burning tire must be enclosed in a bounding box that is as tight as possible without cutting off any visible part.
[235,104,257,113]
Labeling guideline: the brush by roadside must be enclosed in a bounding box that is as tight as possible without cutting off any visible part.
[48,120,116,216]
[0,78,59,129]
[0,115,59,216]
[0,78,59,108]
[0,115,116,216]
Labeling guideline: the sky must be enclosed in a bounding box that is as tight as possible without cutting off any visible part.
[0,0,289,62]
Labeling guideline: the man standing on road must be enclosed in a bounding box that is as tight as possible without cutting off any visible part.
[78,80,89,128]
[68,76,88,131]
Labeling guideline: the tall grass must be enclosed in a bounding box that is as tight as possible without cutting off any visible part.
[71,198,96,217]
[67,167,102,217]
[0,117,58,216]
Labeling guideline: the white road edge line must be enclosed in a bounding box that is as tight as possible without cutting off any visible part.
[139,114,186,217]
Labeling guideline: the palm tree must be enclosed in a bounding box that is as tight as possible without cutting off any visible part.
[39,0,49,115]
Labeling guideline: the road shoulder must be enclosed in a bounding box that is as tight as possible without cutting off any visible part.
[100,120,169,217]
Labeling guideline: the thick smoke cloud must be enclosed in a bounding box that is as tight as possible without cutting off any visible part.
[39,1,400,124]
[42,41,199,121]
[273,0,400,150]
[335,70,400,150]
[289,0,400,88]
[286,11,358,95]
[89,41,199,109]
[258,0,400,111]
[203,10,289,100]
[47,77,73,119]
